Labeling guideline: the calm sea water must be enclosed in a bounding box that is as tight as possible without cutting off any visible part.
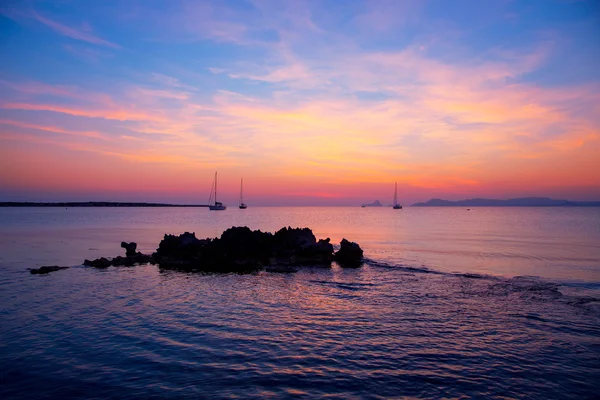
[1,207,599,399]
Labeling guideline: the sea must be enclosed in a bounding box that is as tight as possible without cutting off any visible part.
[1,206,599,399]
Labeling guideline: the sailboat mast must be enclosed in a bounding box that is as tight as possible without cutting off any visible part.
[240,178,243,204]
[394,182,398,205]
[214,171,217,204]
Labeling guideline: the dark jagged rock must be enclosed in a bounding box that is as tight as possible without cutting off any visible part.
[153,227,339,272]
[154,227,273,271]
[121,241,137,257]
[83,241,152,268]
[83,227,363,273]
[155,232,206,259]
[273,227,316,252]
[84,252,152,268]
[154,231,211,269]
[269,228,333,265]
[110,253,152,266]
[83,257,111,268]
[30,265,69,274]
[334,239,364,267]
[316,238,334,254]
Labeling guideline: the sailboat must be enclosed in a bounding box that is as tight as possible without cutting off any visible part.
[393,182,402,209]
[239,178,247,209]
[208,171,226,211]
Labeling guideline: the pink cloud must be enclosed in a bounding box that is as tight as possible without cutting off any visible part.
[0,119,110,140]
[0,102,166,123]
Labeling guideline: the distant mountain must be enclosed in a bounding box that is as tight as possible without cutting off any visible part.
[362,200,383,207]
[411,197,600,207]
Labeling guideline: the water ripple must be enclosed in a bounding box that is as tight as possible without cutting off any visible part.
[2,206,600,399]
[3,262,598,399]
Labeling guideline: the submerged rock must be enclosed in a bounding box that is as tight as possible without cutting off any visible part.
[30,265,69,274]
[334,239,364,267]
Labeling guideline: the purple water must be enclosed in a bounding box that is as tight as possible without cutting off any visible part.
[1,207,599,398]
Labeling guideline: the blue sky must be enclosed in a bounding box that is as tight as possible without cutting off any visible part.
[0,0,599,204]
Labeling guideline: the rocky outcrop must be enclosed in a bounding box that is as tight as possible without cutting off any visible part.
[268,228,333,266]
[334,239,364,267]
[153,227,335,272]
[83,257,112,268]
[84,241,152,268]
[83,226,363,273]
[30,265,69,274]
[121,241,138,257]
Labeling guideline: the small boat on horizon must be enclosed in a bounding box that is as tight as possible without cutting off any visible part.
[393,182,402,210]
[208,171,226,211]
[239,177,247,209]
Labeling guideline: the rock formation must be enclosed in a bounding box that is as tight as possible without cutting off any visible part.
[121,241,138,257]
[82,226,363,272]
[84,241,151,268]
[334,239,364,267]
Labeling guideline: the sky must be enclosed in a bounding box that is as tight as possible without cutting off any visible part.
[0,0,599,206]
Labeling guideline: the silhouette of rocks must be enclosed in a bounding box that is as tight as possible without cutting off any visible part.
[110,253,152,266]
[153,232,211,269]
[153,227,334,271]
[83,257,111,268]
[268,228,333,266]
[83,227,363,273]
[30,265,69,274]
[334,239,364,267]
[155,232,206,259]
[316,238,334,255]
[84,240,152,268]
[121,241,137,257]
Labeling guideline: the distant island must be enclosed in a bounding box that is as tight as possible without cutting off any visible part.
[361,200,383,207]
[0,202,207,207]
[411,197,600,207]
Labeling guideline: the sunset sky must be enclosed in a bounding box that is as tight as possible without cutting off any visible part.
[1,0,599,205]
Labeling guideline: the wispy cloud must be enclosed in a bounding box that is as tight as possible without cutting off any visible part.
[0,119,110,140]
[149,73,196,91]
[30,11,121,49]
[0,102,166,123]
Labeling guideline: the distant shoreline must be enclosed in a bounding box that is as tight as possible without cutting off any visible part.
[0,202,209,207]
[411,197,600,207]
